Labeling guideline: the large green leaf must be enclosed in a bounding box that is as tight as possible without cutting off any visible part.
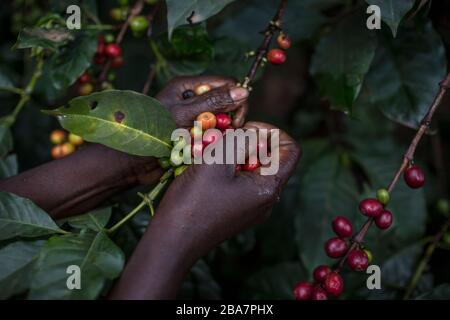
[14,27,72,50]
[0,192,65,241]
[0,124,13,158]
[0,154,18,179]
[365,23,447,128]
[29,231,124,299]
[68,207,112,232]
[44,90,176,157]
[0,240,45,299]
[365,0,416,37]
[311,11,377,113]
[166,0,235,39]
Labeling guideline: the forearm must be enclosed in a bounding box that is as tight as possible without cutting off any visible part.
[0,144,162,219]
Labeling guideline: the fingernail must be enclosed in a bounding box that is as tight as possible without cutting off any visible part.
[230,87,249,101]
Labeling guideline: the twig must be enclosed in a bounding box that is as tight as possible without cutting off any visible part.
[145,2,161,38]
[241,0,288,88]
[142,64,156,95]
[335,72,450,272]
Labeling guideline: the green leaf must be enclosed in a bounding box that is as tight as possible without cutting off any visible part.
[0,192,65,241]
[0,154,18,179]
[44,90,176,157]
[166,0,235,39]
[417,284,450,299]
[0,124,13,158]
[29,231,124,299]
[311,11,377,113]
[294,153,360,273]
[365,0,416,37]
[0,240,45,299]
[365,23,447,128]
[14,27,72,50]
[68,207,112,232]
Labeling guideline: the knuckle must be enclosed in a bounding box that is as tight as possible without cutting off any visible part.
[205,90,234,108]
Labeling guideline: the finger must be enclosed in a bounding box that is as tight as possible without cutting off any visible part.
[232,101,248,128]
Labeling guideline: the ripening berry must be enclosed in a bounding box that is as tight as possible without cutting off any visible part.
[194,84,212,96]
[243,159,261,172]
[50,130,66,145]
[375,210,393,230]
[78,72,91,84]
[364,249,373,263]
[105,43,122,58]
[359,198,383,217]
[324,272,344,297]
[78,83,93,96]
[190,126,202,140]
[130,15,149,33]
[51,145,64,159]
[196,112,217,130]
[110,8,123,21]
[277,33,292,50]
[313,265,331,283]
[311,286,328,300]
[68,133,83,146]
[324,237,348,258]
[376,188,390,205]
[404,165,425,189]
[293,281,313,300]
[215,113,232,131]
[331,216,353,238]
[347,249,369,271]
[267,48,286,65]
[61,142,75,157]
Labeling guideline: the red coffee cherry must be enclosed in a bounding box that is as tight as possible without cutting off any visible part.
[332,216,353,238]
[359,198,383,217]
[375,210,393,230]
[313,265,331,283]
[78,72,91,84]
[293,281,313,300]
[277,33,292,50]
[324,272,344,297]
[347,249,369,271]
[243,159,261,172]
[267,48,286,65]
[96,36,105,55]
[94,53,106,65]
[191,142,204,158]
[111,56,124,68]
[105,43,122,58]
[50,129,66,145]
[404,165,425,189]
[202,129,222,146]
[235,164,242,172]
[324,237,348,258]
[311,286,328,300]
[215,113,232,131]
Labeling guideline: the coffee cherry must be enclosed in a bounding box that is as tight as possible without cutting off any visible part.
[324,272,344,297]
[194,84,212,96]
[267,48,286,65]
[293,281,313,300]
[243,159,261,172]
[313,265,331,283]
[404,165,425,189]
[196,112,217,130]
[50,130,66,145]
[191,142,204,159]
[375,210,393,230]
[51,145,64,159]
[182,90,195,100]
[110,8,124,21]
[158,157,171,169]
[202,129,222,146]
[111,56,125,68]
[61,142,75,157]
[332,216,353,238]
[105,43,122,58]
[215,113,232,131]
[130,16,149,33]
[78,72,91,84]
[235,164,242,172]
[96,36,105,55]
[277,33,292,50]
[359,198,383,217]
[364,249,373,263]
[174,165,188,177]
[68,133,83,146]
[347,249,369,271]
[104,33,115,43]
[376,188,390,205]
[324,237,348,258]
[78,83,93,96]
[190,126,202,139]
[311,286,328,300]
[94,53,106,65]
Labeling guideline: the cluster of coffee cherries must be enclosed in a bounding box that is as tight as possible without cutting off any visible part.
[293,164,426,300]
[110,0,159,36]
[266,32,291,65]
[49,130,84,160]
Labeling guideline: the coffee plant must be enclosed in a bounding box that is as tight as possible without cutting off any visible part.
[1,0,450,300]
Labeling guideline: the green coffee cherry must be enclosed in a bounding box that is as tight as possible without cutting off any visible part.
[118,0,128,6]
[158,157,171,170]
[174,165,188,177]
[105,33,115,43]
[363,249,373,264]
[376,188,390,205]
[130,16,149,34]
[437,199,450,217]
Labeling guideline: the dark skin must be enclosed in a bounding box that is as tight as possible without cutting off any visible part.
[0,76,300,299]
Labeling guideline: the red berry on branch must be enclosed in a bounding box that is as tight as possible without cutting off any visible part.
[105,43,122,58]
[293,281,313,300]
[96,36,105,55]
[311,286,328,300]
[78,72,91,84]
[196,112,217,130]
[404,165,425,189]
[277,33,292,50]
[215,113,232,130]
[359,198,383,217]
[313,265,331,283]
[243,160,261,172]
[324,272,344,297]
[202,129,222,146]
[324,237,348,258]
[375,210,393,230]
[94,53,106,65]
[235,164,242,172]
[347,249,369,271]
[267,48,286,65]
[111,56,125,68]
[332,216,353,238]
